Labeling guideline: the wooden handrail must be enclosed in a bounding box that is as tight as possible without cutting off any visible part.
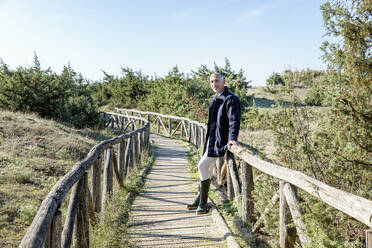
[229,144,372,227]
[20,112,150,248]
[117,108,372,247]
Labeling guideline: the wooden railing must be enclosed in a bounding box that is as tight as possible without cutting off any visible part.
[19,112,151,248]
[116,108,372,248]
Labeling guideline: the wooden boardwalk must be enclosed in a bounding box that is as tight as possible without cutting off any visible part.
[127,134,227,248]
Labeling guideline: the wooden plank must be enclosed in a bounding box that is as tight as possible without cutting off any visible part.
[229,145,372,227]
[73,172,89,248]
[283,183,309,246]
[241,161,254,225]
[280,181,296,248]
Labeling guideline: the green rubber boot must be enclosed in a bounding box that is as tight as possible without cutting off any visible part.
[196,178,211,215]
[187,184,200,210]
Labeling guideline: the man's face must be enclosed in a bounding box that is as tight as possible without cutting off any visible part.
[210,74,225,94]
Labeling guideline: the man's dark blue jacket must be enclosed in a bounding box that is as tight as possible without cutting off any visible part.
[203,86,241,157]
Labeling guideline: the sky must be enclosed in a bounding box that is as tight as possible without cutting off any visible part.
[0,0,328,86]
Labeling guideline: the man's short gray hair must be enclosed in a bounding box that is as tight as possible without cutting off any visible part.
[210,72,224,80]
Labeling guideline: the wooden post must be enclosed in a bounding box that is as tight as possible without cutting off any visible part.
[216,157,224,187]
[86,187,95,226]
[44,221,51,248]
[191,123,196,146]
[242,161,254,225]
[227,152,242,213]
[195,126,200,148]
[123,137,133,180]
[140,130,146,154]
[169,118,172,136]
[73,172,89,248]
[121,117,125,131]
[141,130,146,153]
[199,126,203,149]
[180,122,184,139]
[51,208,62,248]
[130,135,136,169]
[110,116,114,129]
[102,148,113,212]
[147,124,150,150]
[61,178,83,248]
[283,183,309,246]
[144,126,149,151]
[112,154,125,189]
[185,121,191,142]
[182,120,188,138]
[194,125,197,147]
[44,207,62,248]
[226,153,234,202]
[133,133,139,167]
[200,127,205,149]
[157,117,160,134]
[91,157,101,213]
[118,141,126,179]
[280,181,296,248]
[366,229,372,248]
[138,131,143,161]
[115,115,119,129]
[131,119,135,131]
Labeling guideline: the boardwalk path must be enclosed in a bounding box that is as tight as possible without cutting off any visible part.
[128,134,227,248]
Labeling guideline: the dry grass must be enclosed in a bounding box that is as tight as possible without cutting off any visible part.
[0,110,114,248]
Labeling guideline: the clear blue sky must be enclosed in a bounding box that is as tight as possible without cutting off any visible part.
[0,0,328,86]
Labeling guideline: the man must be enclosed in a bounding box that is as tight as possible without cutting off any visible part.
[187,72,241,214]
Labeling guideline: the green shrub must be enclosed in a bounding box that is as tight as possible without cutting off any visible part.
[305,85,325,106]
[0,55,99,128]
[266,73,285,86]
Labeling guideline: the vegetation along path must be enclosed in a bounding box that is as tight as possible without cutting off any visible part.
[127,134,227,248]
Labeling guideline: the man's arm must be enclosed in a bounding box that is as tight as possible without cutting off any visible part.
[226,96,241,149]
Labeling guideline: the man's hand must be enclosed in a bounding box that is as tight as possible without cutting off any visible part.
[227,140,238,150]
